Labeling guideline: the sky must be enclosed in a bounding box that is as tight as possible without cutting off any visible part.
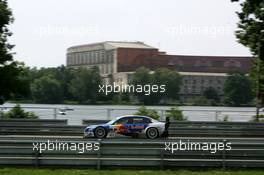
[8,0,252,68]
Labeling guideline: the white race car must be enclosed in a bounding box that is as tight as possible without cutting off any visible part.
[84,115,166,139]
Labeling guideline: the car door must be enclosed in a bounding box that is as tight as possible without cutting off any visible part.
[113,117,130,134]
[130,117,145,133]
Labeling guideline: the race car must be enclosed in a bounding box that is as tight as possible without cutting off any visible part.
[83,115,166,139]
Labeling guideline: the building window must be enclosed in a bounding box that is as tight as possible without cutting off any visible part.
[84,53,88,64]
[102,52,105,63]
[81,54,84,64]
[184,86,188,93]
[106,64,109,74]
[110,64,113,73]
[192,86,196,93]
[88,53,91,64]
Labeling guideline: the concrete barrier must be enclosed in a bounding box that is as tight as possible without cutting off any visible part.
[0,119,67,126]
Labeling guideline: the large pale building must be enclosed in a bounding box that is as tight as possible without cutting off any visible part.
[67,41,158,83]
[66,41,253,101]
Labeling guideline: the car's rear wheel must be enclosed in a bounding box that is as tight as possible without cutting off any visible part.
[146,128,159,139]
[94,127,107,138]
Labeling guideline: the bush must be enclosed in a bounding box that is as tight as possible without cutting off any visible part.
[3,104,38,119]
[192,97,218,106]
[0,111,4,118]
[203,87,220,103]
[250,114,264,122]
[218,115,229,122]
[166,107,187,121]
[134,106,160,120]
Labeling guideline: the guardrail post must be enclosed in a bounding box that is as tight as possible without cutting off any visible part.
[160,110,165,121]
[107,109,112,120]
[160,149,164,170]
[97,139,102,170]
[215,111,219,121]
[222,139,227,170]
[53,108,57,119]
[34,150,40,168]
[0,108,3,119]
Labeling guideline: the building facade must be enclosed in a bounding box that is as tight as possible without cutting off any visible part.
[67,41,253,101]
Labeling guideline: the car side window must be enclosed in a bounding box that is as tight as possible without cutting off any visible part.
[114,118,127,125]
[143,118,151,124]
[114,117,132,125]
[133,118,144,124]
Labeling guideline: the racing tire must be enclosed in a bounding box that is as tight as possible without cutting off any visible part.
[94,127,107,138]
[146,127,159,139]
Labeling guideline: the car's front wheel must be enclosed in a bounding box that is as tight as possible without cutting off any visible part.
[146,127,159,139]
[94,127,107,138]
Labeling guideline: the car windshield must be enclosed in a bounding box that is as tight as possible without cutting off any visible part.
[105,118,120,125]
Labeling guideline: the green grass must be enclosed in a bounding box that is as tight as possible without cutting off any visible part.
[0,168,264,175]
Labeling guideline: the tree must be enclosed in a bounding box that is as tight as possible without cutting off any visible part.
[132,67,182,105]
[165,107,187,121]
[69,67,102,103]
[0,0,24,104]
[153,68,182,101]
[3,104,38,119]
[134,106,160,120]
[131,67,154,104]
[31,75,63,104]
[203,87,220,103]
[50,65,75,101]
[27,66,76,101]
[231,0,264,106]
[11,63,32,100]
[231,0,264,55]
[250,58,264,106]
[224,73,254,106]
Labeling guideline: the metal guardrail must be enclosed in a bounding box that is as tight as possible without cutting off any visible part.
[82,120,109,125]
[168,121,264,137]
[0,138,263,169]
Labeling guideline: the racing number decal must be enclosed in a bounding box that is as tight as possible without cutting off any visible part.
[130,125,144,130]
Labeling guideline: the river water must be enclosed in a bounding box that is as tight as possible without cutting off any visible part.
[1,103,262,125]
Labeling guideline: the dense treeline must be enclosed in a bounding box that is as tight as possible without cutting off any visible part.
[18,66,103,104]
[13,66,183,105]
[8,65,254,106]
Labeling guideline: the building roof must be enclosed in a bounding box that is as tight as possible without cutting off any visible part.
[67,41,156,53]
[105,41,156,49]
